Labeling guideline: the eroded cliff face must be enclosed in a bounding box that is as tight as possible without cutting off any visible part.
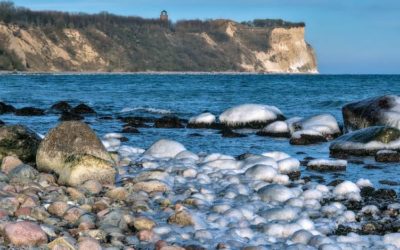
[0,20,317,73]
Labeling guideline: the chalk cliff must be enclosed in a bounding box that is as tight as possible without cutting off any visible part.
[0,7,317,73]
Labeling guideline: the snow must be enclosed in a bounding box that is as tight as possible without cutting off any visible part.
[175,150,200,161]
[241,155,278,170]
[143,139,186,158]
[356,178,373,188]
[189,112,216,124]
[291,129,323,139]
[261,121,289,133]
[262,207,300,222]
[219,104,283,126]
[245,164,277,182]
[262,151,291,161]
[307,159,347,168]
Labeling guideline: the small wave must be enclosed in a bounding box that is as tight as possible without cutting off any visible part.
[120,107,173,115]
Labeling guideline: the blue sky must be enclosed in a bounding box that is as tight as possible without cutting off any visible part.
[11,0,400,74]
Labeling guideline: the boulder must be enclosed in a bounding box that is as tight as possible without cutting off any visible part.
[307,159,347,172]
[59,111,84,121]
[36,121,115,186]
[15,107,45,116]
[330,126,400,157]
[4,221,48,247]
[71,103,96,114]
[122,125,139,134]
[375,150,400,162]
[155,116,184,128]
[290,131,327,145]
[0,125,41,163]
[219,104,285,129]
[187,112,219,129]
[257,121,290,138]
[219,127,246,138]
[0,102,16,114]
[342,95,400,132]
[144,139,186,158]
[50,101,72,113]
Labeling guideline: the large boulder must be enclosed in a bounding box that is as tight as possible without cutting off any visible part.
[219,104,285,129]
[36,121,115,186]
[342,95,400,132]
[330,126,400,157]
[0,125,41,163]
[0,102,16,114]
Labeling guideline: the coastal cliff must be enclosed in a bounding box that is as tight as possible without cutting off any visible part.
[0,5,317,73]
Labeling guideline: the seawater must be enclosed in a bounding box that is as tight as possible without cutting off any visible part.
[1,73,400,190]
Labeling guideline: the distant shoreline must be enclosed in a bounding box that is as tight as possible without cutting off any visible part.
[0,71,320,75]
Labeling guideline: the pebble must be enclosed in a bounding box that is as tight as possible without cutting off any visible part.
[5,221,48,247]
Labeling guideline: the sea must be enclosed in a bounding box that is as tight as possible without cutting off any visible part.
[1,73,400,190]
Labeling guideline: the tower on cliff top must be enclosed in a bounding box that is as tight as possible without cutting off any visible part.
[160,10,168,22]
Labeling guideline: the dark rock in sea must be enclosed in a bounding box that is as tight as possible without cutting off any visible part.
[361,188,397,201]
[71,103,96,114]
[118,116,152,127]
[188,133,203,137]
[50,101,72,113]
[296,152,306,155]
[15,107,45,116]
[0,102,16,114]
[187,122,222,129]
[363,164,383,170]
[290,133,327,145]
[328,179,345,187]
[342,95,400,132]
[307,160,347,172]
[256,130,291,138]
[330,126,400,157]
[0,125,41,163]
[0,120,4,126]
[360,186,375,198]
[379,180,400,186]
[375,150,400,162]
[154,116,184,128]
[122,126,139,134]
[347,158,365,165]
[98,116,113,120]
[287,171,301,181]
[219,128,246,138]
[59,111,84,121]
[307,175,325,183]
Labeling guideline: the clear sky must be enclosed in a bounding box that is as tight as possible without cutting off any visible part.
[10,0,400,74]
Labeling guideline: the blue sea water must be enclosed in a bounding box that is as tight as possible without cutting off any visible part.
[1,73,400,189]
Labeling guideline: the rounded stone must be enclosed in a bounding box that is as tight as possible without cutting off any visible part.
[5,221,48,247]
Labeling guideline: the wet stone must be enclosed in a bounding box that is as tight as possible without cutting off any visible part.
[15,107,45,116]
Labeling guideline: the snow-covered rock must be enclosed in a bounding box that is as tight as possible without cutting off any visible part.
[257,184,297,203]
[257,121,290,137]
[219,104,284,128]
[245,164,277,182]
[144,139,186,158]
[307,159,347,172]
[188,112,217,128]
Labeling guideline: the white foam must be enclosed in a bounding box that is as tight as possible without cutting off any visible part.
[219,104,283,125]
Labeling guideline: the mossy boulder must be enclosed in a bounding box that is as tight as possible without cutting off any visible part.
[330,126,400,157]
[342,95,400,132]
[36,121,115,186]
[0,125,41,163]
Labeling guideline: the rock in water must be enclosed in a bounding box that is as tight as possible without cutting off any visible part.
[330,126,400,157]
[219,104,285,129]
[0,125,41,163]
[154,116,184,128]
[144,139,186,158]
[5,221,48,247]
[15,107,45,116]
[187,112,218,129]
[50,101,72,113]
[0,102,16,114]
[71,103,96,114]
[342,95,400,131]
[36,121,115,186]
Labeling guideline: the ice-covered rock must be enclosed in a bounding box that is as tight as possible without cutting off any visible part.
[289,114,341,145]
[257,121,290,137]
[144,139,186,158]
[257,184,297,203]
[330,126,400,157]
[383,233,400,248]
[187,112,217,128]
[342,95,400,131]
[219,104,284,128]
[307,159,347,172]
[277,157,300,174]
[262,151,291,161]
[333,181,360,200]
[245,164,277,182]
[375,149,400,162]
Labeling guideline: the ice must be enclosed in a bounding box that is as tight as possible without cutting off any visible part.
[277,157,300,174]
[333,181,360,200]
[241,155,278,170]
[258,184,297,203]
[291,129,323,139]
[356,178,373,188]
[245,164,277,182]
[383,233,400,248]
[262,151,291,161]
[302,189,323,200]
[144,139,186,158]
[262,207,300,222]
[292,114,341,135]
[189,112,216,124]
[260,121,289,133]
[291,229,314,244]
[175,150,200,161]
[102,138,121,151]
[219,104,283,126]
[307,159,347,168]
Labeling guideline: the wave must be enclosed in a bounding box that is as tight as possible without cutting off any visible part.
[120,107,173,115]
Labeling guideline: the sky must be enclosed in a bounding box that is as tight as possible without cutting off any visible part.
[11,0,400,74]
